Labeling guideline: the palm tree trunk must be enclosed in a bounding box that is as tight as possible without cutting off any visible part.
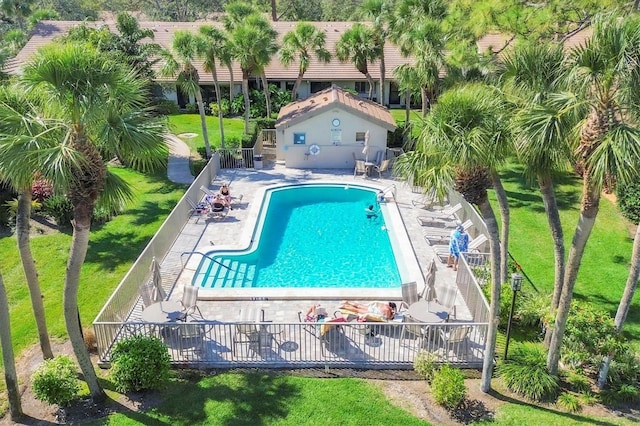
[261,73,272,117]
[547,178,600,375]
[421,87,429,117]
[379,54,386,106]
[365,72,375,100]
[292,70,304,101]
[16,190,53,360]
[405,89,411,123]
[210,66,226,149]
[0,271,22,420]
[194,89,212,158]
[227,64,235,104]
[478,197,503,393]
[242,72,251,135]
[598,223,640,388]
[65,208,106,401]
[538,174,565,347]
[491,172,510,285]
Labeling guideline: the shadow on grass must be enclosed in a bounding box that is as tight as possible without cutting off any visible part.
[500,167,581,211]
[487,389,621,426]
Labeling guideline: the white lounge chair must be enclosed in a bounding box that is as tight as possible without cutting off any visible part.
[423,220,474,245]
[416,203,463,225]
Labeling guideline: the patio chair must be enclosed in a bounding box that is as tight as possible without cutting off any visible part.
[354,159,367,178]
[436,285,458,320]
[200,185,215,197]
[372,159,392,178]
[401,281,419,306]
[232,307,264,358]
[180,285,203,320]
[439,325,471,360]
[186,197,209,223]
[374,150,384,167]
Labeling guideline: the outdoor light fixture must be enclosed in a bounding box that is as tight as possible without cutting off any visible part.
[504,273,523,360]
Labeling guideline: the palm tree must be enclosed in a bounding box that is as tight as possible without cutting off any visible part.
[501,42,579,326]
[21,41,168,401]
[279,22,331,101]
[0,84,54,360]
[387,0,447,116]
[336,23,381,100]
[226,12,278,132]
[0,268,22,420]
[199,25,229,148]
[394,83,510,392]
[547,12,640,375]
[160,30,212,158]
[361,0,390,105]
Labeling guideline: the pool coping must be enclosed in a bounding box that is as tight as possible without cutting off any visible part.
[182,181,425,300]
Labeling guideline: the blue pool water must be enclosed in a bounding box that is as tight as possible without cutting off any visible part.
[194,184,402,289]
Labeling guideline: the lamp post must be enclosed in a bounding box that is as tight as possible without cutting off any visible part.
[504,273,523,361]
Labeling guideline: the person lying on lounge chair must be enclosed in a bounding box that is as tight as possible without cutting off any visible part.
[304,304,328,322]
[338,301,397,320]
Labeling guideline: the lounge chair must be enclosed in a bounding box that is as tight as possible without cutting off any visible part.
[200,185,215,197]
[433,234,489,263]
[422,219,474,245]
[186,197,210,223]
[208,200,228,221]
[416,203,463,225]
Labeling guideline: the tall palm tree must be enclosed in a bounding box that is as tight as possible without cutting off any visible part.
[160,30,212,158]
[279,22,331,101]
[394,83,510,392]
[21,42,168,401]
[387,0,447,116]
[501,42,580,328]
[547,12,640,375]
[361,0,390,105]
[0,85,55,360]
[336,23,381,100]
[226,12,278,132]
[199,25,228,148]
[0,267,22,420]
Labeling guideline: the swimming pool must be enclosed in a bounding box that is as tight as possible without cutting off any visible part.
[193,184,410,291]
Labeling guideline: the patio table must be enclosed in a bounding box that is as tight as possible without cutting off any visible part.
[141,300,185,323]
[407,300,448,323]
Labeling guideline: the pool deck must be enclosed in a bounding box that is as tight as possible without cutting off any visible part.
[142,164,472,325]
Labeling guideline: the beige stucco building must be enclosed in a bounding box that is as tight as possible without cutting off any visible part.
[275,85,397,169]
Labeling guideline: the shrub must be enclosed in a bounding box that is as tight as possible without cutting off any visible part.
[556,392,582,413]
[413,350,437,382]
[83,327,97,353]
[41,195,73,228]
[431,364,466,410]
[497,342,559,401]
[210,100,230,117]
[562,301,624,370]
[607,347,640,388]
[566,372,591,393]
[32,178,53,203]
[31,356,80,406]
[154,99,180,115]
[185,103,198,114]
[616,181,640,224]
[110,335,170,393]
[580,391,599,406]
[616,384,639,403]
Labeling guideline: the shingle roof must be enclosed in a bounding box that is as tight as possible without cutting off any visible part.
[276,84,397,130]
[4,20,413,82]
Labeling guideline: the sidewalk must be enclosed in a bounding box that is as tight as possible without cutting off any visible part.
[165,134,194,185]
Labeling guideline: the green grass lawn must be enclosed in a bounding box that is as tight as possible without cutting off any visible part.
[167,113,248,153]
[491,165,640,345]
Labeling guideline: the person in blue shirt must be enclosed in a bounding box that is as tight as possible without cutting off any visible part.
[447,224,469,271]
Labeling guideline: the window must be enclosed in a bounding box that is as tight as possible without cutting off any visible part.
[356,132,366,143]
[285,81,295,91]
[293,133,306,144]
[310,81,331,93]
[355,82,369,94]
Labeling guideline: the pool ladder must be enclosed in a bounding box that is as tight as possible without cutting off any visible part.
[379,184,397,201]
[180,251,234,271]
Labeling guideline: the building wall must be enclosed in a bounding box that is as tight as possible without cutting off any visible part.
[276,108,389,169]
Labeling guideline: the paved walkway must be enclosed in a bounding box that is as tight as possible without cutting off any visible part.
[165,134,194,185]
